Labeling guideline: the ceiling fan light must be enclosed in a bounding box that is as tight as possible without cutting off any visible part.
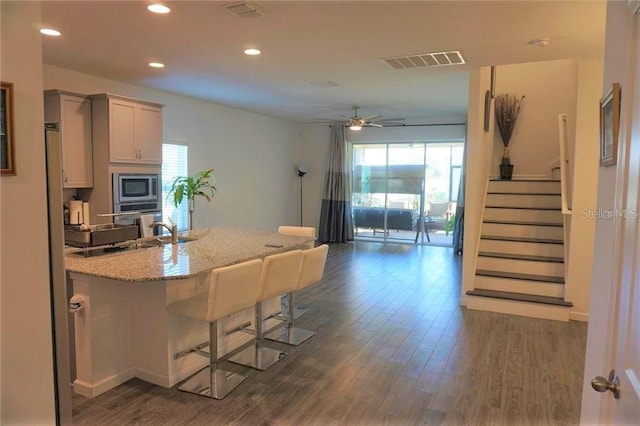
[349,124,362,131]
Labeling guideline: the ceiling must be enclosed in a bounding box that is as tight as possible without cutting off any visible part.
[40,1,606,124]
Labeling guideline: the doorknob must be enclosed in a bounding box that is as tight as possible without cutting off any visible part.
[591,369,620,399]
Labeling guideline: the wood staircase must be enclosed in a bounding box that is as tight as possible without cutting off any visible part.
[466,179,573,321]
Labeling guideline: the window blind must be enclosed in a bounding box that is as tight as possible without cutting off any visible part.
[162,143,189,231]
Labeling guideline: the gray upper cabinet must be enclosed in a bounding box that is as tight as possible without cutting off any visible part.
[44,90,94,188]
[90,94,163,165]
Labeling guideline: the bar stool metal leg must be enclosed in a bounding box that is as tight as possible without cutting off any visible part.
[282,293,309,319]
[177,320,248,399]
[264,292,316,346]
[228,301,287,371]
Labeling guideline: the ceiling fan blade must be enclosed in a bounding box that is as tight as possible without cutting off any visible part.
[363,114,382,121]
[366,122,384,128]
[377,117,405,122]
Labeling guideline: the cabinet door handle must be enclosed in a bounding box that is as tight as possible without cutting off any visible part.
[62,169,68,183]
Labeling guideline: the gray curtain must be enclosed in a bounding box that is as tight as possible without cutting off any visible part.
[452,131,467,254]
[318,126,354,243]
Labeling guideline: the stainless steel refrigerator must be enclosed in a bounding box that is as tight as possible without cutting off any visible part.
[45,122,73,424]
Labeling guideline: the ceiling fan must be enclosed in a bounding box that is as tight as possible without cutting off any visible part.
[314,106,404,130]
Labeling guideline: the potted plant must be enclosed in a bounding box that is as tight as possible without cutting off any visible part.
[495,93,525,179]
[167,168,216,231]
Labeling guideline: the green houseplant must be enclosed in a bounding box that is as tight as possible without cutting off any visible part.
[495,93,525,179]
[167,168,216,231]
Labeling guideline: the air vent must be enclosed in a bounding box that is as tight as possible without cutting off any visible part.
[309,81,339,88]
[223,2,267,19]
[382,50,465,70]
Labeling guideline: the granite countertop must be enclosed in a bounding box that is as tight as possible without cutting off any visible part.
[64,227,315,282]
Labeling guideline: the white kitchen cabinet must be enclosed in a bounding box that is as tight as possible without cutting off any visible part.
[91,94,163,165]
[44,90,93,188]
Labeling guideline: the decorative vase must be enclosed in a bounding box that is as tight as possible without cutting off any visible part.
[500,164,514,180]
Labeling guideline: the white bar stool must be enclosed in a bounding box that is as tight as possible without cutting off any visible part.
[167,259,263,399]
[229,249,303,370]
[265,244,329,346]
[278,225,316,318]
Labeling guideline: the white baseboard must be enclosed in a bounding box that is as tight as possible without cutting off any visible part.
[569,311,589,322]
[73,369,134,398]
[134,366,174,389]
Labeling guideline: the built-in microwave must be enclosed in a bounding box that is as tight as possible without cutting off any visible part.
[112,173,159,205]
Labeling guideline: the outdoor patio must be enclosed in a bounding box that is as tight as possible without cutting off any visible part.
[353,227,453,246]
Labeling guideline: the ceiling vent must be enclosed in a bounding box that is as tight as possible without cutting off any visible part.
[309,81,339,88]
[382,51,465,70]
[223,2,267,19]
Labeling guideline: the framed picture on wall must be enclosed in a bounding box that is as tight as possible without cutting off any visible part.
[1,81,15,175]
[599,82,621,167]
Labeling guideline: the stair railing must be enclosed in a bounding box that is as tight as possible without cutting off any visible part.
[558,114,572,215]
[558,113,572,291]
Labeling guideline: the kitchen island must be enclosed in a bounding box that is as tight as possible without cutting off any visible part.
[66,227,314,397]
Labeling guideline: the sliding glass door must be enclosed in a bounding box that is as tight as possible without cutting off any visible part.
[352,142,463,245]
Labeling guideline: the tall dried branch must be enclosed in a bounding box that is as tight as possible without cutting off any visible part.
[495,94,525,147]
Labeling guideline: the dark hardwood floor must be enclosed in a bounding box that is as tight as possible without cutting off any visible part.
[72,241,587,425]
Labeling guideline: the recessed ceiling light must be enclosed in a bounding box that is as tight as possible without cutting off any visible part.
[244,48,261,56]
[148,62,165,68]
[147,4,171,14]
[40,28,62,37]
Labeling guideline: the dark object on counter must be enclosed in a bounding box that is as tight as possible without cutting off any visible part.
[64,223,139,248]
[63,205,70,225]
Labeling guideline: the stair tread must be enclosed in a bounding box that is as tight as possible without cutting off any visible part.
[485,206,561,211]
[483,219,563,227]
[466,289,572,307]
[489,179,560,182]
[478,252,564,263]
[481,235,564,244]
[487,192,561,196]
[476,269,565,283]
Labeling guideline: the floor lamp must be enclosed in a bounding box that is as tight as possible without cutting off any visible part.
[297,165,307,226]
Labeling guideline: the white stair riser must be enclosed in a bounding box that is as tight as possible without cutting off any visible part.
[465,296,570,322]
[483,208,563,224]
[477,256,564,277]
[486,194,561,209]
[479,239,564,258]
[488,181,561,194]
[481,223,563,240]
[474,275,565,298]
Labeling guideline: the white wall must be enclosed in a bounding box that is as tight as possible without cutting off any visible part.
[565,57,603,320]
[297,125,331,229]
[44,65,303,231]
[346,124,466,143]
[461,67,495,301]
[492,59,579,178]
[0,2,57,424]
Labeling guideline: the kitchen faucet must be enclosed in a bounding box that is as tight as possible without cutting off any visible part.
[150,220,178,244]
